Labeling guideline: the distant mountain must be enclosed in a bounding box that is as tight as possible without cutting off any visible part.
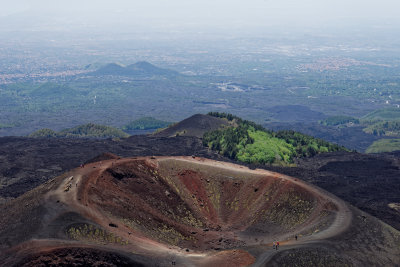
[93,63,126,76]
[93,61,180,77]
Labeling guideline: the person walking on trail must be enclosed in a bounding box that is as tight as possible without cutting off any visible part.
[295,235,298,241]
[272,241,276,250]
[276,241,279,250]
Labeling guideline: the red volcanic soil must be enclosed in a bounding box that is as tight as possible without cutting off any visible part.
[0,156,399,266]
[82,157,343,251]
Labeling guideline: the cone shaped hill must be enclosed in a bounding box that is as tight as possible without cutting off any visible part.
[156,112,347,165]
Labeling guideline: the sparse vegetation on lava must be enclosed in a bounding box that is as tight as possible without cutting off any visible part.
[204,112,347,165]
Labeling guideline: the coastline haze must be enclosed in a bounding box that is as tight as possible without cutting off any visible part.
[0,0,399,35]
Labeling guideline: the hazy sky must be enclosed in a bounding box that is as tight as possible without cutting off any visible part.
[1,0,399,33]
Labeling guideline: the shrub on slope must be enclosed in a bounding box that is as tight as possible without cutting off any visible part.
[29,123,129,139]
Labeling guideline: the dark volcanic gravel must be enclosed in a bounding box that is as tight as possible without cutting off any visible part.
[0,135,223,199]
[17,247,146,267]
[264,151,400,231]
[0,135,399,232]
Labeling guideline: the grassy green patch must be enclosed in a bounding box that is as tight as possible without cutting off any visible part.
[237,130,294,164]
[204,112,347,165]
[363,121,400,137]
[0,123,14,129]
[362,108,400,121]
[29,123,129,138]
[366,139,400,153]
[28,128,58,138]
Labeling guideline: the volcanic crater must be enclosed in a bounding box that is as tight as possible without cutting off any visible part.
[87,157,341,250]
[1,156,355,266]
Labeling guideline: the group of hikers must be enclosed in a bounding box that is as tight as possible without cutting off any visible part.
[272,241,280,250]
[272,235,298,250]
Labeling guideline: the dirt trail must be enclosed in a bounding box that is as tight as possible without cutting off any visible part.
[252,190,351,266]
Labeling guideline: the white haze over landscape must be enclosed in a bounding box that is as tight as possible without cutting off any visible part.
[1,0,399,35]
